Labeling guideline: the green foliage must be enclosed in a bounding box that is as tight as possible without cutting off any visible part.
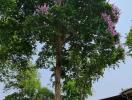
[0,0,124,99]
[62,80,92,100]
[36,87,54,100]
[0,0,16,16]
[3,64,54,100]
[126,29,132,55]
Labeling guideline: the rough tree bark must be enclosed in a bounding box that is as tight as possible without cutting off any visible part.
[55,36,62,100]
[54,0,64,100]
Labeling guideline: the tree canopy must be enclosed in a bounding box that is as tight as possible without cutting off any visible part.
[0,0,124,99]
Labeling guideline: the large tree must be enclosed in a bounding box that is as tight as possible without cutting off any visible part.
[0,0,124,100]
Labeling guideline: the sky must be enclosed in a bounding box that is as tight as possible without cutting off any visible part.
[0,0,132,100]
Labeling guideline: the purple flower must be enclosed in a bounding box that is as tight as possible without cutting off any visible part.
[36,3,49,14]
[101,13,118,36]
[111,4,120,21]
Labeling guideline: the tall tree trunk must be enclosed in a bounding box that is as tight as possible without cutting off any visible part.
[54,0,63,99]
[55,37,62,100]
[80,89,84,100]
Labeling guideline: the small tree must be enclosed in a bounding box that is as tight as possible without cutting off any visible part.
[0,0,124,100]
[3,64,54,100]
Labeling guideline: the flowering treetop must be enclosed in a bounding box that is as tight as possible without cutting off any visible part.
[0,1,124,100]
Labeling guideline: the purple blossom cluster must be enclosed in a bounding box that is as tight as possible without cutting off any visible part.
[101,13,118,36]
[111,4,120,21]
[36,3,49,14]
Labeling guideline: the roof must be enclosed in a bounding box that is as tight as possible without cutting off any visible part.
[101,95,127,100]
[101,88,132,100]
[121,88,132,96]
